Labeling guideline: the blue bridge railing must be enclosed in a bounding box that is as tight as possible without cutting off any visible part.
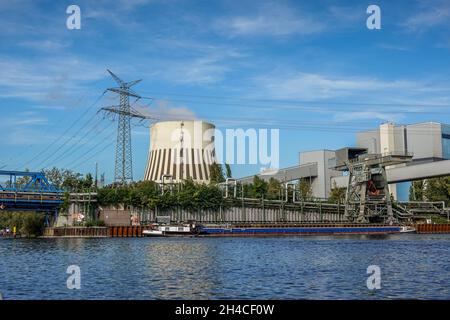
[0,170,63,193]
[0,170,64,215]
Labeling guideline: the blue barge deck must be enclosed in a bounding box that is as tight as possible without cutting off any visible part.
[199,224,408,236]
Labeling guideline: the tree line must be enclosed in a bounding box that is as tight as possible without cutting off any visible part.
[5,167,448,208]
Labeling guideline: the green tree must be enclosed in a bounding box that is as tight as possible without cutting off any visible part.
[82,173,94,190]
[409,177,450,205]
[298,179,313,201]
[252,176,268,198]
[225,163,232,179]
[267,178,282,200]
[0,212,45,237]
[209,163,225,184]
[409,180,425,201]
[328,182,346,203]
[43,167,88,191]
[14,169,31,188]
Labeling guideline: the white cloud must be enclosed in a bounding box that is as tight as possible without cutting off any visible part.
[165,57,230,85]
[0,55,106,102]
[377,43,410,51]
[83,0,154,28]
[401,0,450,32]
[214,3,365,38]
[216,3,325,37]
[135,100,197,121]
[327,5,363,24]
[253,71,425,100]
[153,48,245,85]
[9,118,48,126]
[333,111,404,123]
[19,39,70,52]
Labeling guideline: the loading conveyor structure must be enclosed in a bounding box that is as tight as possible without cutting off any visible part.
[332,148,413,224]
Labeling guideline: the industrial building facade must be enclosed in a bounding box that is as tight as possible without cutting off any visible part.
[356,122,450,162]
[356,122,450,200]
[273,121,450,201]
[144,120,216,183]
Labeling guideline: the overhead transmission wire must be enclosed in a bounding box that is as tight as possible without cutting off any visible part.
[206,115,450,135]
[65,98,156,172]
[37,111,103,168]
[34,94,151,172]
[137,92,450,123]
[139,90,450,108]
[42,116,112,169]
[136,100,450,135]
[136,97,448,134]
[3,83,108,170]
[67,140,114,172]
[33,110,102,170]
[145,95,450,116]
[135,92,450,134]
[60,115,118,169]
[21,92,106,170]
[66,129,117,171]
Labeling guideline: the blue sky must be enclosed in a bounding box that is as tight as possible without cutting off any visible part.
[1,0,450,183]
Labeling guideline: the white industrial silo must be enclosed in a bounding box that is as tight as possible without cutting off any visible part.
[144,120,216,183]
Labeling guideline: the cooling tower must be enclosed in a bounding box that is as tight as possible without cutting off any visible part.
[144,120,216,183]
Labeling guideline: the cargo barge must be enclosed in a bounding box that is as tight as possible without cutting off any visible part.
[198,223,415,236]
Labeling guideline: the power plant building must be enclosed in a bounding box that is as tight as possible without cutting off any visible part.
[356,122,450,162]
[356,122,450,200]
[245,121,450,201]
[144,120,216,183]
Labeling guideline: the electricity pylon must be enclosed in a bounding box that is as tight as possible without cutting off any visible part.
[101,69,144,184]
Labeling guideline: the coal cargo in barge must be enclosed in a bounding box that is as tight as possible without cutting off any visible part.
[197,223,415,236]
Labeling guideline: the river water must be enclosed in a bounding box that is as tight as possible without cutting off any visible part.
[0,234,449,300]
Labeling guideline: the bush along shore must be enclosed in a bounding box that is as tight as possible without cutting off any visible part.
[0,212,46,238]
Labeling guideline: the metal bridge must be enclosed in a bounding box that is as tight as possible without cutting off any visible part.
[0,170,64,222]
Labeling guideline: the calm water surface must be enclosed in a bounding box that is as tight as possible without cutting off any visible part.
[1,234,450,299]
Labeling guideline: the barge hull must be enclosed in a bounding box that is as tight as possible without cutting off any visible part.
[200,226,403,236]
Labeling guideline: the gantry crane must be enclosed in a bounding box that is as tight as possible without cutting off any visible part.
[332,148,413,224]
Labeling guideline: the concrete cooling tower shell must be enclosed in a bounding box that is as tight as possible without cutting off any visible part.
[144,120,216,183]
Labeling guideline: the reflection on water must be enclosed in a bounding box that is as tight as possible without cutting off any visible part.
[1,234,450,300]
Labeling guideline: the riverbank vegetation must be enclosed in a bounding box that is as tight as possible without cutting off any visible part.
[410,177,450,205]
[7,167,449,214]
[328,183,346,204]
[97,179,226,210]
[0,212,46,237]
[41,167,315,211]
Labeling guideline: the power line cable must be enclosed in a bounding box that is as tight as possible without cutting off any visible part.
[43,116,111,168]
[66,130,116,171]
[33,110,101,170]
[147,96,450,116]
[1,83,107,169]
[139,90,450,108]
[20,92,106,170]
